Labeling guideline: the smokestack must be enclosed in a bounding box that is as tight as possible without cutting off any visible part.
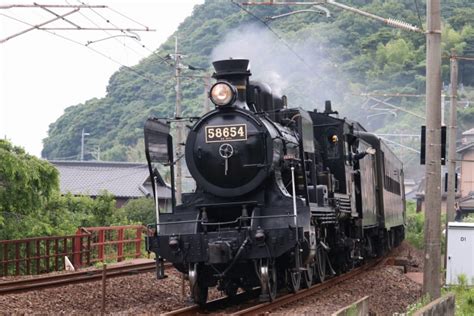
[324,100,338,115]
[212,59,251,102]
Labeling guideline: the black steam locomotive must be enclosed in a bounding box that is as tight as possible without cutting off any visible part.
[144,59,405,305]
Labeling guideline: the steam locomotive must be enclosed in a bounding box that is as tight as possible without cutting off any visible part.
[144,59,405,305]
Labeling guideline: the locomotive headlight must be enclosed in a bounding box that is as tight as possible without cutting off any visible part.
[210,82,236,106]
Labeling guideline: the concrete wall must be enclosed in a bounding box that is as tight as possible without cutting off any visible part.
[413,293,455,316]
[332,296,369,316]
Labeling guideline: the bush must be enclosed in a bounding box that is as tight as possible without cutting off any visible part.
[448,275,474,316]
[120,197,155,225]
[406,201,425,249]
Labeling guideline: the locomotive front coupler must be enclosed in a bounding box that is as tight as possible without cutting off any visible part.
[214,237,251,278]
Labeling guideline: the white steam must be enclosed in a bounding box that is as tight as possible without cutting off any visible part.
[211,23,347,110]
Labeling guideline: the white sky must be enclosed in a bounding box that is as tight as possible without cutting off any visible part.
[0,0,204,157]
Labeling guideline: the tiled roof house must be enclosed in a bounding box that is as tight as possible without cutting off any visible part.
[49,160,171,208]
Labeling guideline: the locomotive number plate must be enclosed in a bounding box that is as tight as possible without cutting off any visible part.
[205,124,247,143]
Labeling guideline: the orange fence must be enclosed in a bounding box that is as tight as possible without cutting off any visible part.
[0,225,146,276]
[0,233,90,276]
[74,225,145,268]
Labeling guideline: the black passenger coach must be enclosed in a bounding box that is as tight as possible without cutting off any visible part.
[144,59,405,305]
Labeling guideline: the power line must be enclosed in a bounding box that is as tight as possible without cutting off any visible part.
[107,5,150,29]
[1,12,162,85]
[413,0,425,32]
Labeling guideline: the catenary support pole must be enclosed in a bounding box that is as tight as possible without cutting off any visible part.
[444,51,459,272]
[422,0,442,300]
[174,36,183,205]
[446,50,458,222]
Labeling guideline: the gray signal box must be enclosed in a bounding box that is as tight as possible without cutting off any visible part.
[446,222,474,285]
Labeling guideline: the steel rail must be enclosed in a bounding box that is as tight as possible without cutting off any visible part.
[162,289,261,316]
[164,257,385,315]
[233,257,383,315]
[0,261,165,295]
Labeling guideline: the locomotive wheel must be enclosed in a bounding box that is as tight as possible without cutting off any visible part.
[314,246,327,282]
[189,263,208,306]
[259,258,277,301]
[286,246,301,293]
[302,263,314,288]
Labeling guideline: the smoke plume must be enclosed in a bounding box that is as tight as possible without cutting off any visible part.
[211,23,348,111]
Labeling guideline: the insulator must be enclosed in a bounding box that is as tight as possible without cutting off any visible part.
[386,18,421,33]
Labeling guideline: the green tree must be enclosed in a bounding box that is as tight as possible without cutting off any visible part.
[120,197,155,225]
[0,140,58,225]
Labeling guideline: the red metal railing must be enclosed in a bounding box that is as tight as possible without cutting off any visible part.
[0,233,90,276]
[74,225,145,268]
[0,225,146,276]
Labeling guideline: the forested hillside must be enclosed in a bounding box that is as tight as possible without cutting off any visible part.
[42,0,474,176]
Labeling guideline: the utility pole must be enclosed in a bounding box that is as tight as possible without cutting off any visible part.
[423,0,442,300]
[446,50,458,222]
[174,36,183,205]
[80,128,90,161]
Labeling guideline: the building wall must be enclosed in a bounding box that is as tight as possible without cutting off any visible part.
[461,150,474,196]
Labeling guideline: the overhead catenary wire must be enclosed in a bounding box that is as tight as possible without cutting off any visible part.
[230,0,340,97]
[77,0,173,67]
[70,0,149,60]
[0,12,162,85]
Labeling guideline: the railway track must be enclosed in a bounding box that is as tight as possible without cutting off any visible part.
[164,257,385,315]
[0,261,165,295]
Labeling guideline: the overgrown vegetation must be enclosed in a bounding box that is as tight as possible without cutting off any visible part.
[406,201,424,249]
[449,275,474,315]
[406,200,449,254]
[406,276,474,315]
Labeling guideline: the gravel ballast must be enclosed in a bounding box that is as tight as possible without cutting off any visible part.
[0,242,423,315]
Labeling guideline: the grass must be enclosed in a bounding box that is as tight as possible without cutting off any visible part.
[446,275,474,315]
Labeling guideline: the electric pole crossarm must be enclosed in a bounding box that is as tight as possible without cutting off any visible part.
[266,9,326,20]
[39,5,82,29]
[0,8,79,44]
[38,27,155,31]
[0,4,107,9]
[242,2,325,5]
[1,4,155,44]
